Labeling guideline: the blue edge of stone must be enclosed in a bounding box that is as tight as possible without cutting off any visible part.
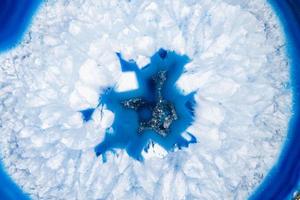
[0,0,299,199]
[249,0,300,199]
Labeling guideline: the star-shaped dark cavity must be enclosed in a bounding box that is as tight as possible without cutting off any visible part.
[121,71,178,137]
[80,49,197,161]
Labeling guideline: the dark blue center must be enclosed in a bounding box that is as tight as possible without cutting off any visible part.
[81,49,197,161]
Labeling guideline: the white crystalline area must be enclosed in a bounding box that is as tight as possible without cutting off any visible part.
[0,0,291,199]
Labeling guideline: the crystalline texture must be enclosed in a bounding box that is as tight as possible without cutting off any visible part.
[0,0,292,199]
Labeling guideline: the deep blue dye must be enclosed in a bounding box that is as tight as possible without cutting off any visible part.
[138,106,152,121]
[91,49,197,161]
[158,48,168,59]
[0,0,41,199]
[185,91,197,117]
[80,108,95,122]
[250,0,300,199]
[0,0,41,52]
[0,163,30,200]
